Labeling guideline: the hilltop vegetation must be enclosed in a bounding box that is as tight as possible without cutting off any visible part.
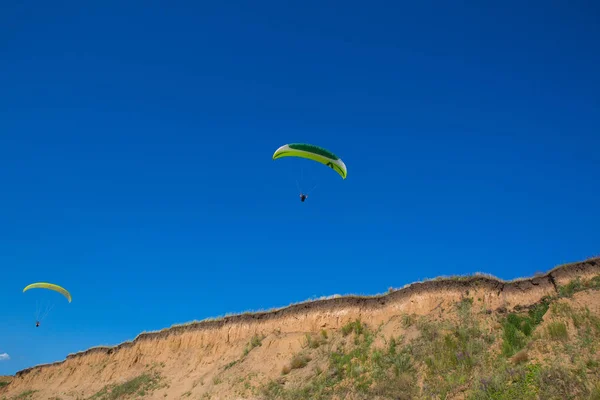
[2,259,600,400]
[258,274,600,400]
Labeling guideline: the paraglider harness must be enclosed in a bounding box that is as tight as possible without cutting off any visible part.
[300,193,308,202]
[36,321,40,328]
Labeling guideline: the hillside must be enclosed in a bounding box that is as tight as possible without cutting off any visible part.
[2,257,600,400]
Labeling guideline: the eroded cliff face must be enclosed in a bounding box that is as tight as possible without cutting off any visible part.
[2,258,599,400]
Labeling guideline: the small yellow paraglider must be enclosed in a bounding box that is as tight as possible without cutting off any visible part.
[23,282,71,327]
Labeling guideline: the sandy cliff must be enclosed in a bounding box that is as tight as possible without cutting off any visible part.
[2,257,599,400]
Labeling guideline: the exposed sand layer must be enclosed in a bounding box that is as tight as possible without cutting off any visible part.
[2,257,599,399]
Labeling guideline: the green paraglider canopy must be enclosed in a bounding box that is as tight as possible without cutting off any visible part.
[273,143,347,179]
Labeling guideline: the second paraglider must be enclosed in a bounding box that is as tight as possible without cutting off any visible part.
[23,282,71,327]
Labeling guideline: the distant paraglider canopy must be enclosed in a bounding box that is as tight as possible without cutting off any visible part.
[23,282,72,303]
[23,282,71,326]
[272,143,347,179]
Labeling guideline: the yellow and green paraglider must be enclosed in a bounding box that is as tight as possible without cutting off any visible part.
[272,143,347,179]
[23,282,71,327]
[273,143,347,202]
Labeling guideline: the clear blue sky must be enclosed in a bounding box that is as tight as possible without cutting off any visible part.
[1,1,598,375]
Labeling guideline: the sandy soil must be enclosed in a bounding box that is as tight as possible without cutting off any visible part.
[1,257,598,399]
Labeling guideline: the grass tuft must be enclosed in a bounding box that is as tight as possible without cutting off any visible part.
[88,372,164,400]
[341,319,364,336]
[289,354,312,370]
[547,321,568,341]
[242,334,265,357]
[12,391,38,400]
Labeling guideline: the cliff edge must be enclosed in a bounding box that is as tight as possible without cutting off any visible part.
[2,257,600,400]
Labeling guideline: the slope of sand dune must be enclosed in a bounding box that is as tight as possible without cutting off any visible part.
[1,257,599,400]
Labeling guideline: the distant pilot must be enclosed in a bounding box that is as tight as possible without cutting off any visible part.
[36,321,40,328]
[300,193,308,202]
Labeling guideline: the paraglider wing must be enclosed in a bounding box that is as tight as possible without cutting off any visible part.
[272,143,347,179]
[23,282,72,303]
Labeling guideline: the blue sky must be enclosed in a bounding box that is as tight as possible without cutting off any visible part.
[1,1,598,375]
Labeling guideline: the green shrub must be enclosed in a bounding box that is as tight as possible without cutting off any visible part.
[502,317,529,357]
[559,278,583,298]
[341,319,364,336]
